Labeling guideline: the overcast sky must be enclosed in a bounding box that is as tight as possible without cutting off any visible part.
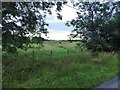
[41,0,119,40]
[41,2,78,40]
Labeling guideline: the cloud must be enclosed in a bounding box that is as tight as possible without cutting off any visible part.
[60,4,77,22]
[41,29,71,40]
[45,2,77,23]
[48,32,70,40]
[43,2,78,40]
[45,15,64,23]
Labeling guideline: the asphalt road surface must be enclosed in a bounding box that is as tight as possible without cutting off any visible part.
[93,76,120,90]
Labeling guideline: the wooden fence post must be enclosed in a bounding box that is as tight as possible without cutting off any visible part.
[33,50,34,59]
[50,50,52,57]
[67,49,69,55]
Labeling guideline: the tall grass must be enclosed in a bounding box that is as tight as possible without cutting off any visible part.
[2,42,119,88]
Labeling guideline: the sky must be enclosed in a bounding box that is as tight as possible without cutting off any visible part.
[5,1,78,40]
[4,0,119,40]
[42,0,119,40]
[41,2,78,40]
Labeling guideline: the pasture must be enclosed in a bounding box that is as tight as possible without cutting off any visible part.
[2,41,119,88]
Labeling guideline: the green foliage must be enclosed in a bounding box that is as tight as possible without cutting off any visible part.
[2,2,67,53]
[109,11,120,51]
[76,41,87,51]
[66,1,120,52]
[2,42,118,88]
[32,37,45,44]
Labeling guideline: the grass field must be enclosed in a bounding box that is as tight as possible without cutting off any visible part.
[2,41,119,88]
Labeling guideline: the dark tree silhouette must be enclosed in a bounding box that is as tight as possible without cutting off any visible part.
[66,1,120,52]
[2,2,67,53]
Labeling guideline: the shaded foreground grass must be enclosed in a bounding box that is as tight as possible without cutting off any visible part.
[2,46,119,88]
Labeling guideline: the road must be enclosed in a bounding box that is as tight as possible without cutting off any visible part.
[93,76,120,90]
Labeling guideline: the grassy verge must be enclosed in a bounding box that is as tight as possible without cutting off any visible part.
[2,45,119,88]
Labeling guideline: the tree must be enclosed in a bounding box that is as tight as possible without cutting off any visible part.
[66,1,120,52]
[2,1,67,53]
[108,10,120,51]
